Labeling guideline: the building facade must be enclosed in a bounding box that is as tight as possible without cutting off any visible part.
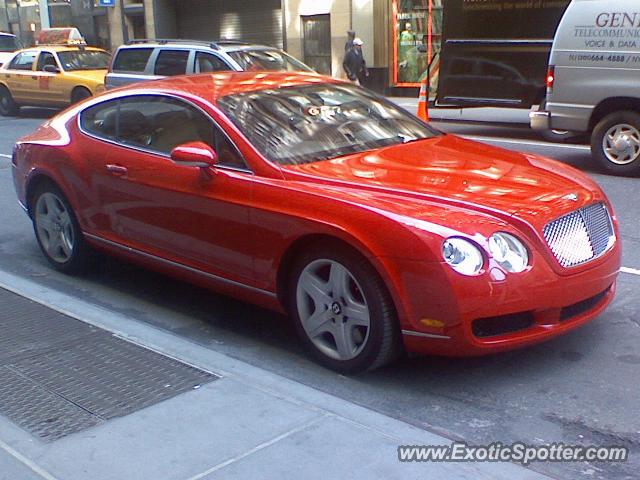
[0,0,443,94]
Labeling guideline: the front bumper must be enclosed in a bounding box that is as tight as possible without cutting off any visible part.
[383,242,621,357]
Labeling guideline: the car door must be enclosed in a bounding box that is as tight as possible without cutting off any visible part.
[1,50,38,103]
[31,51,65,105]
[79,94,255,285]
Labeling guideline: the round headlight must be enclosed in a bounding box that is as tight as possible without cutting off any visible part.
[488,232,529,273]
[442,238,484,276]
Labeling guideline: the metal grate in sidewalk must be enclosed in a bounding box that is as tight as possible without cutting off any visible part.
[0,288,218,441]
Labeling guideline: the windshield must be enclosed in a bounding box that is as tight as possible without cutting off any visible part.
[228,49,314,73]
[0,35,20,52]
[218,83,440,165]
[57,50,111,71]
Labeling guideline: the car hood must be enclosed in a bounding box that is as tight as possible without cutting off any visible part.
[281,134,605,229]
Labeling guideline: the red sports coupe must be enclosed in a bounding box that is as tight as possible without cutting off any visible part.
[12,72,621,373]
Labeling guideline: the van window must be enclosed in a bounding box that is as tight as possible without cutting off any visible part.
[112,48,153,73]
[154,50,190,76]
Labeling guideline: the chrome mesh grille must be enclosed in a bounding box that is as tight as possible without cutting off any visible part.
[543,203,615,268]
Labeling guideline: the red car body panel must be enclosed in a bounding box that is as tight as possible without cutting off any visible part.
[12,72,622,356]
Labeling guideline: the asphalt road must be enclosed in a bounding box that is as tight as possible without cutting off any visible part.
[0,107,638,480]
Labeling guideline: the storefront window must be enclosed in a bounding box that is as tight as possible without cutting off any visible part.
[392,0,442,88]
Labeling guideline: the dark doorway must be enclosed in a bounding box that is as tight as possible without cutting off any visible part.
[302,14,331,75]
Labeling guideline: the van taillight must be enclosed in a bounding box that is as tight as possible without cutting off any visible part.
[546,66,555,90]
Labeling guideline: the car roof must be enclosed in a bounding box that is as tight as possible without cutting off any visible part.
[114,71,339,101]
[12,46,107,53]
[118,40,279,53]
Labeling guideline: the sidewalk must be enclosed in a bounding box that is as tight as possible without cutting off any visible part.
[0,269,550,480]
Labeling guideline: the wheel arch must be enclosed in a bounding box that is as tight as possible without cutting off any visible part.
[275,233,408,323]
[589,97,640,130]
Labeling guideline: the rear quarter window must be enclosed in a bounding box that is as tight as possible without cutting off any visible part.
[80,100,119,140]
[112,48,153,73]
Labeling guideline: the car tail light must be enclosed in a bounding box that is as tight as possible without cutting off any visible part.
[546,65,555,91]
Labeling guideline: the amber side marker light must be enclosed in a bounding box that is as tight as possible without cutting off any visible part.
[420,319,446,328]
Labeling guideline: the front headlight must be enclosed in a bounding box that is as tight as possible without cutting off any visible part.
[442,238,484,276]
[488,232,529,273]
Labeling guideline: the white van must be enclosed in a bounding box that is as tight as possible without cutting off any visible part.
[530,0,640,175]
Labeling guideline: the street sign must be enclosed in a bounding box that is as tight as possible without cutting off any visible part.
[98,0,116,6]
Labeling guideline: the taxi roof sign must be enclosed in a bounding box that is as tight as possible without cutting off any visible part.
[36,28,87,46]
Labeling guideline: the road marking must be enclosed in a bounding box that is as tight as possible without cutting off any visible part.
[621,267,640,276]
[0,153,11,159]
[463,134,591,151]
[0,439,60,480]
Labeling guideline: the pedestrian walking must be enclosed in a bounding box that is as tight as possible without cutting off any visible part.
[345,30,356,52]
[342,37,369,86]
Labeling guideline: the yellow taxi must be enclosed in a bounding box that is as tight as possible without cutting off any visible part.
[0,28,110,116]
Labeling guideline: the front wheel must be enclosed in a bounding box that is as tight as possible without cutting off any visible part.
[31,183,93,273]
[289,246,401,373]
[591,111,640,176]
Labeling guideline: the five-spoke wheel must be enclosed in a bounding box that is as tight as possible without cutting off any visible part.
[290,245,401,373]
[31,183,92,272]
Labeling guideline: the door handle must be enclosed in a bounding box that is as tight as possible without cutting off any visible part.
[106,164,128,176]
[31,76,37,80]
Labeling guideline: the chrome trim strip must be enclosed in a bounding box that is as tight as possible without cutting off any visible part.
[401,329,450,340]
[76,92,253,175]
[84,233,277,299]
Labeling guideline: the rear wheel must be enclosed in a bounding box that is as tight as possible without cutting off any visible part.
[0,86,19,116]
[289,245,401,373]
[70,87,91,104]
[31,183,93,273]
[591,111,640,176]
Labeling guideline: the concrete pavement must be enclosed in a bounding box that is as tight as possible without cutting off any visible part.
[0,269,550,480]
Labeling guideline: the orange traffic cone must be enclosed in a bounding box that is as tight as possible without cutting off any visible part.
[417,77,429,122]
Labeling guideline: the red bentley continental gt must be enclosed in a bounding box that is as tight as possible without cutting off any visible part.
[12,72,621,373]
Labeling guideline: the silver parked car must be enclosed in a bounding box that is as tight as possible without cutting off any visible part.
[105,39,315,90]
[531,0,640,175]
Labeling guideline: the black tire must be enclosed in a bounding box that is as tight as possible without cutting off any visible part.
[30,182,94,273]
[540,129,584,144]
[591,111,640,176]
[70,87,92,104]
[288,244,402,374]
[0,86,19,116]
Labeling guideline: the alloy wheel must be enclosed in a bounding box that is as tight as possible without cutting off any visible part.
[296,259,371,361]
[34,192,75,264]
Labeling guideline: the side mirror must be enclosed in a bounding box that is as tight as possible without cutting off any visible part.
[170,141,218,168]
[43,64,59,74]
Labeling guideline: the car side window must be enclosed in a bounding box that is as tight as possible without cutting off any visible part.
[154,50,190,76]
[80,95,248,169]
[8,51,37,71]
[214,129,247,169]
[36,52,58,71]
[112,48,153,73]
[80,99,120,140]
[194,52,232,73]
